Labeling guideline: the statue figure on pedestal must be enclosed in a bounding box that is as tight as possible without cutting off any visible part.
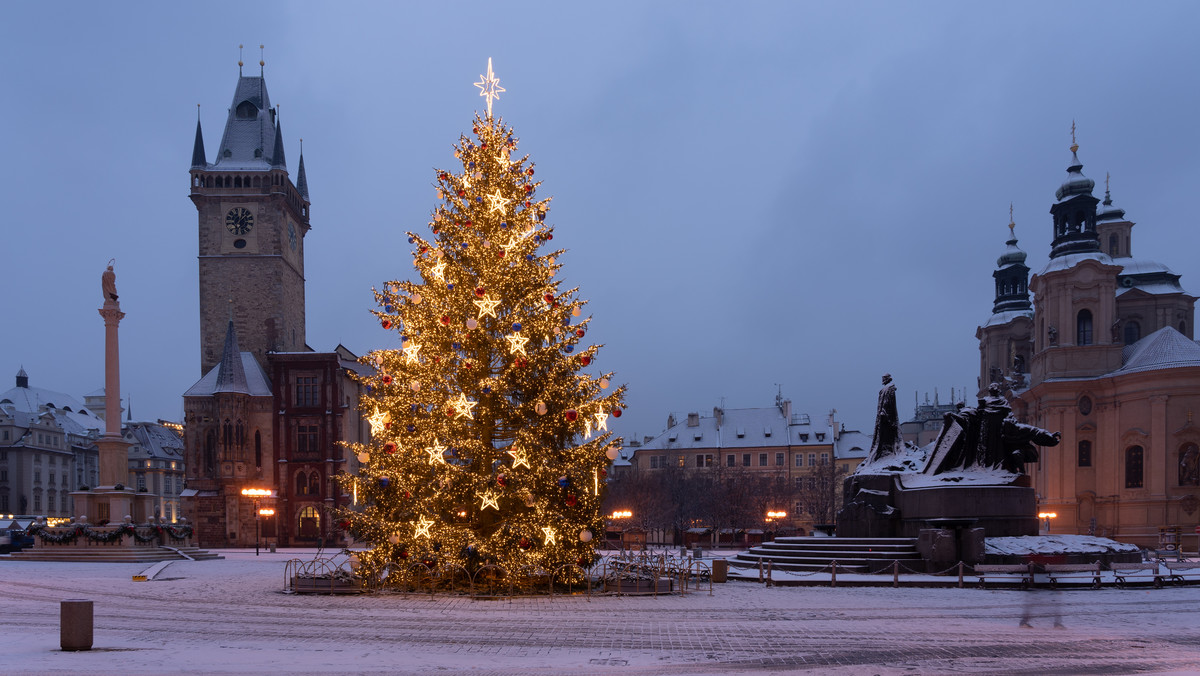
[866,374,901,463]
[102,260,118,301]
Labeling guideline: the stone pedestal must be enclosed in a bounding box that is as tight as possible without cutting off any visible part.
[838,473,1039,539]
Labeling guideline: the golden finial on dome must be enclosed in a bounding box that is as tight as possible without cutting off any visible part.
[1070,119,1079,153]
[1008,203,1015,236]
[259,44,265,73]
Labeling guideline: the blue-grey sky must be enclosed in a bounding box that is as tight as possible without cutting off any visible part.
[3,2,1198,444]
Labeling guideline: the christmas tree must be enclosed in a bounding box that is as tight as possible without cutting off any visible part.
[339,60,625,581]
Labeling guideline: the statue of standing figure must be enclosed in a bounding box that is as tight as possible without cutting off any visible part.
[102,259,118,301]
[867,374,902,463]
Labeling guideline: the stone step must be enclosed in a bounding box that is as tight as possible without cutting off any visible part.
[733,536,924,574]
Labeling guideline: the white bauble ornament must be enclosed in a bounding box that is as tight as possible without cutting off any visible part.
[579,529,593,542]
[412,293,422,304]
[410,381,421,392]
[605,447,619,461]
[466,318,479,330]
[388,533,400,545]
[600,378,609,389]
[357,452,369,464]
[536,401,547,416]
[572,307,581,317]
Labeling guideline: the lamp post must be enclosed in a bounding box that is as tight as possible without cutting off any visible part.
[240,488,272,555]
[1038,511,1057,533]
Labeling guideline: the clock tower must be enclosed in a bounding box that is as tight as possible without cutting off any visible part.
[189,64,311,374]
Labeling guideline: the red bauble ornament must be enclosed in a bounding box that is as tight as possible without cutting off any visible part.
[580,356,591,366]
[519,537,531,550]
[475,287,485,297]
[577,557,588,567]
[457,190,466,197]
[440,315,450,326]
[497,474,507,487]
[384,421,391,429]
[432,228,440,235]
[600,468,608,478]
[527,168,535,176]
[439,172,449,181]
[481,142,488,149]
[565,493,578,507]
[546,233,553,240]
[465,220,473,228]
[420,246,428,253]
[404,491,412,499]
[338,520,350,530]
[384,442,397,454]
[565,409,578,422]
[575,329,585,338]
[544,293,555,303]
[398,549,409,559]
[498,250,506,258]
[515,357,527,368]
[381,320,392,330]
[612,408,623,418]
[445,408,454,417]
[381,375,392,385]
[524,185,533,193]
[473,126,479,134]
[524,201,531,208]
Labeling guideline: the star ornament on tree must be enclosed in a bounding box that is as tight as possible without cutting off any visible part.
[474,295,501,318]
[486,189,510,214]
[403,343,422,364]
[414,516,434,539]
[542,527,556,545]
[474,57,505,118]
[367,407,389,437]
[479,490,500,511]
[594,412,609,432]
[430,259,447,282]
[507,447,530,469]
[426,441,448,465]
[451,393,478,420]
[505,333,529,356]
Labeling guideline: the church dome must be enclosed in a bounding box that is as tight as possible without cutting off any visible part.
[1055,150,1095,202]
[1096,183,1127,223]
[997,231,1027,269]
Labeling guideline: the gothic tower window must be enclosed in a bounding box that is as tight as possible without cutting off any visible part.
[1077,309,1094,346]
[298,505,320,538]
[1125,446,1144,488]
[204,430,216,477]
[222,419,232,449]
[1077,440,1092,467]
[235,419,245,448]
[1124,321,1141,345]
[296,471,308,495]
[1108,234,1119,257]
[254,431,262,468]
[236,100,256,119]
[1180,443,1200,486]
[308,471,321,496]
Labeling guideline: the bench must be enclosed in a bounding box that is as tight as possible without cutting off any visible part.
[1109,561,1162,588]
[974,563,1032,589]
[1043,562,1101,589]
[1162,562,1200,586]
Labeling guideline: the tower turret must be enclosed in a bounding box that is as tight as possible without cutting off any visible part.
[1049,125,1100,259]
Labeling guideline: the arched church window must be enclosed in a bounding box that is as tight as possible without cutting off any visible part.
[1077,309,1094,346]
[298,506,320,537]
[1180,320,1187,334]
[235,420,244,448]
[309,471,321,496]
[1124,321,1141,345]
[1077,440,1092,467]
[1109,234,1119,257]
[1180,443,1200,486]
[222,419,232,449]
[204,430,216,477]
[1125,446,1144,488]
[254,431,262,468]
[296,472,308,495]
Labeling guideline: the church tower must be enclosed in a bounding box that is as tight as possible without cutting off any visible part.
[189,57,311,374]
[976,211,1033,396]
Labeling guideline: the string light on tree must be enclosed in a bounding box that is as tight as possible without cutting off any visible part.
[336,58,626,585]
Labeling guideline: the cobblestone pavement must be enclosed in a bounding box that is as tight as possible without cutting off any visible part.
[1,551,1198,675]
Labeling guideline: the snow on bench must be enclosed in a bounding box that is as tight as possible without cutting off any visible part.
[1162,562,1200,586]
[1043,562,1101,589]
[1108,561,1162,588]
[973,563,1031,588]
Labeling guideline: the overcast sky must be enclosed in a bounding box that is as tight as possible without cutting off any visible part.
[3,2,1198,444]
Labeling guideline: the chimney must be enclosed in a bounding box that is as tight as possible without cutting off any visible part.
[781,399,792,422]
[687,412,699,427]
[713,407,723,428]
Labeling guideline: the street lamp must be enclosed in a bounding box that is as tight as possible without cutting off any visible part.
[241,488,273,555]
[1038,511,1057,533]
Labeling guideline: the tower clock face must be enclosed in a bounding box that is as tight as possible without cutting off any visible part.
[288,221,297,249]
[225,207,254,235]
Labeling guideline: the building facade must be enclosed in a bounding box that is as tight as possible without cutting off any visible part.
[977,140,1200,547]
[181,65,364,548]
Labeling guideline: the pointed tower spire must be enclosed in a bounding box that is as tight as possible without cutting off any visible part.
[992,206,1031,314]
[191,107,207,168]
[271,113,287,168]
[1049,123,1100,259]
[214,320,250,394]
[296,138,309,201]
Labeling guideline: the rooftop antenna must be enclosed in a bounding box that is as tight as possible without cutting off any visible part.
[238,44,244,76]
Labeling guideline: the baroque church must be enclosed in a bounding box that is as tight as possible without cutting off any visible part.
[978,137,1200,547]
[180,61,367,548]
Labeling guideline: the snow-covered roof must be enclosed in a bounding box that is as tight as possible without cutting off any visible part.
[126,422,184,461]
[1035,251,1115,276]
[183,352,272,397]
[635,406,848,453]
[0,382,105,435]
[213,75,283,170]
[833,430,870,460]
[1114,326,1200,375]
[981,309,1033,329]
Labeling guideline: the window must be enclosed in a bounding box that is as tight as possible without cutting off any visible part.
[794,477,803,490]
[0,469,6,481]
[759,453,767,467]
[1124,321,1141,345]
[60,494,67,512]
[1077,309,1094,346]
[309,471,321,496]
[820,453,829,465]
[297,425,319,455]
[49,472,55,485]
[695,454,713,468]
[136,473,146,491]
[677,456,685,468]
[298,505,320,536]
[1109,234,1119,257]
[296,376,319,407]
[1125,446,1144,488]
[649,455,660,469]
[794,455,803,467]
[726,454,735,467]
[0,493,7,511]
[1077,440,1092,467]
[1179,443,1199,486]
[164,476,172,494]
[33,491,41,511]
[742,453,751,467]
[34,471,41,483]
[808,453,817,467]
[255,431,262,468]
[775,453,784,466]
[296,472,309,495]
[807,477,816,491]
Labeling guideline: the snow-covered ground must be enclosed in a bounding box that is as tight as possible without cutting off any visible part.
[2,548,1199,675]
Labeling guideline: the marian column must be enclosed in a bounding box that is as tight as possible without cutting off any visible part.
[96,263,130,489]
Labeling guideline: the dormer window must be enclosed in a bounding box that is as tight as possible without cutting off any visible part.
[800,434,809,442]
[763,426,772,438]
[236,100,257,119]
[735,427,745,439]
[816,433,826,441]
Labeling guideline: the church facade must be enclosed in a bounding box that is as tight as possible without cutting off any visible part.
[977,140,1200,548]
[181,64,366,548]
